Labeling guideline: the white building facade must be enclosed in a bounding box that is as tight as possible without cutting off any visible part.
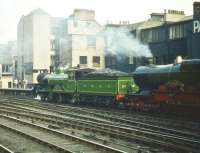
[17,9,51,84]
[0,64,13,88]
[60,9,105,69]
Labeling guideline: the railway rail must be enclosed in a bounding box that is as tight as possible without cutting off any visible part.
[0,96,199,153]
[0,88,199,123]
[0,145,14,153]
[1,96,199,135]
[0,114,125,153]
[46,102,200,133]
[0,102,159,153]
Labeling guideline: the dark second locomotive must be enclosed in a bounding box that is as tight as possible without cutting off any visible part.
[128,59,200,112]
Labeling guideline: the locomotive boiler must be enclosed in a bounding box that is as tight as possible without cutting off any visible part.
[129,59,200,111]
[134,59,200,89]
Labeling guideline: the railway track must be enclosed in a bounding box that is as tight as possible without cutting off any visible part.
[1,95,199,129]
[2,100,199,142]
[76,104,200,128]
[47,102,200,133]
[0,97,149,152]
[3,96,200,128]
[0,96,199,152]
[0,126,62,153]
[0,103,160,153]
[1,96,199,136]
[0,145,14,153]
[0,114,125,153]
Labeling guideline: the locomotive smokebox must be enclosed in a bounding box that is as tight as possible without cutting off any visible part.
[37,73,48,84]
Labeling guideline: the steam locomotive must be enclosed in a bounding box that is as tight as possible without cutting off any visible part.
[36,68,139,106]
[35,59,200,111]
[128,59,200,111]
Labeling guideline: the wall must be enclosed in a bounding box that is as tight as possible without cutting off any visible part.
[17,9,51,84]
[32,12,51,83]
[63,9,105,69]
[188,19,200,58]
[17,15,33,83]
[73,9,95,21]
[0,75,13,88]
[71,35,105,68]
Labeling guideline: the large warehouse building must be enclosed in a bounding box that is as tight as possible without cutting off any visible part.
[105,2,200,72]
[131,2,200,65]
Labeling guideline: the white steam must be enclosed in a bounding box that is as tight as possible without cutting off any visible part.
[58,63,70,71]
[103,27,152,58]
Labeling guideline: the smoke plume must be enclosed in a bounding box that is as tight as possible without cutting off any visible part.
[103,27,152,58]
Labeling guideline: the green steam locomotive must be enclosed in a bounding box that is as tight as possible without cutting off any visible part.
[36,67,139,106]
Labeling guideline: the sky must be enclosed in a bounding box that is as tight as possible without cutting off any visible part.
[0,0,197,43]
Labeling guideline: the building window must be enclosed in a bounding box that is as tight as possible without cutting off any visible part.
[93,56,100,67]
[51,40,56,50]
[74,20,78,27]
[87,36,96,48]
[169,24,186,40]
[141,30,153,43]
[8,82,12,88]
[180,24,183,38]
[2,64,10,73]
[80,56,87,64]
[32,69,38,73]
[151,28,165,42]
[183,24,187,37]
